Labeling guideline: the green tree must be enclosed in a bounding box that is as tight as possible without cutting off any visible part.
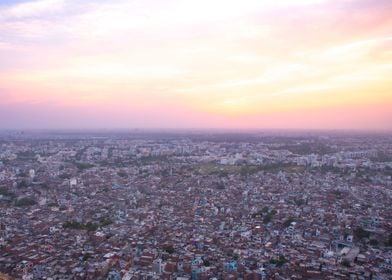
[369,239,378,246]
[283,217,295,228]
[164,245,175,254]
[270,256,287,267]
[387,233,392,246]
[341,259,350,267]
[354,227,370,240]
[15,197,36,207]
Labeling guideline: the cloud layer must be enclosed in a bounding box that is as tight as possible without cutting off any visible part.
[0,0,391,129]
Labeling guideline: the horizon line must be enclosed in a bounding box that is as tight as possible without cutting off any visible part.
[0,128,391,133]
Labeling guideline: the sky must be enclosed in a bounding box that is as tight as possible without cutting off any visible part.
[0,0,391,130]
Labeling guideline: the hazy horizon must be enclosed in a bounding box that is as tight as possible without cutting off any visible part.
[1,0,391,130]
[1,128,392,135]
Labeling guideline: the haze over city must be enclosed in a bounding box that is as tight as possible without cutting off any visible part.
[1,0,391,130]
[1,2,392,279]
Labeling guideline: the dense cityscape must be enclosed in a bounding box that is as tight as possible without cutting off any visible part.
[0,130,391,280]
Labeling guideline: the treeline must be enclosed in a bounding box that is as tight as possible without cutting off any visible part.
[63,218,113,231]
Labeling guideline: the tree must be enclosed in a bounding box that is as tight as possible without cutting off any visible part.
[263,214,272,224]
[270,256,287,267]
[341,259,350,267]
[85,222,98,231]
[82,252,91,261]
[15,197,36,207]
[354,227,370,240]
[263,209,276,224]
[164,245,175,254]
[369,239,378,246]
[387,233,392,246]
[117,171,128,178]
[295,199,305,206]
[0,187,15,198]
[283,217,295,228]
[17,180,28,188]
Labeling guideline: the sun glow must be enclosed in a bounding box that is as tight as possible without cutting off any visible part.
[0,0,391,129]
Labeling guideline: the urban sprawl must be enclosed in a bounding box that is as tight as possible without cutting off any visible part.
[0,131,391,280]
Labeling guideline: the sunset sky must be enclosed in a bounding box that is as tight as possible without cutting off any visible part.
[0,0,391,130]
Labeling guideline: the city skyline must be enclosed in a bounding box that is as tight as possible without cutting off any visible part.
[1,0,391,130]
